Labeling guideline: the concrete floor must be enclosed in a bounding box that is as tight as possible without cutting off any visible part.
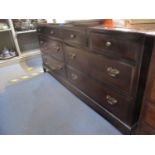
[0,55,122,134]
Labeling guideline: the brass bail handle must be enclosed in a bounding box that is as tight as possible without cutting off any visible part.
[69,53,76,59]
[107,67,120,77]
[106,95,118,105]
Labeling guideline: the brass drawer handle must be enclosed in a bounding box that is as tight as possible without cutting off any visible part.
[50,30,55,34]
[51,65,63,71]
[106,95,117,105]
[105,41,111,47]
[70,34,76,39]
[107,67,120,77]
[40,41,44,44]
[69,53,76,59]
[55,46,60,52]
[71,73,78,80]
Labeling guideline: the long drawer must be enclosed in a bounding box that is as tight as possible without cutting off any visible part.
[89,32,144,62]
[67,66,134,125]
[64,44,136,95]
[42,54,66,78]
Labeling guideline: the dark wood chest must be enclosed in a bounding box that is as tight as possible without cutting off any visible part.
[37,24,153,134]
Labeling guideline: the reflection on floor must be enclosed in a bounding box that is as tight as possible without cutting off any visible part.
[0,55,122,135]
[0,56,43,91]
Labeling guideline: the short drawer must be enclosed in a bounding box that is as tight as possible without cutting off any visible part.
[46,40,64,61]
[64,45,136,95]
[37,26,60,38]
[42,54,66,78]
[143,102,155,129]
[62,28,86,46]
[67,66,134,125]
[39,35,64,61]
[47,40,64,61]
[89,32,144,62]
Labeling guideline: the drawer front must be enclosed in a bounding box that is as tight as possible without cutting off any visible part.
[64,45,135,94]
[62,28,86,46]
[46,40,64,61]
[89,32,144,62]
[37,26,60,38]
[143,102,155,129]
[67,66,133,125]
[39,36,64,61]
[42,54,66,78]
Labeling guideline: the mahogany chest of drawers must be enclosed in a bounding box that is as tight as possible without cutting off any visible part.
[37,24,153,134]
